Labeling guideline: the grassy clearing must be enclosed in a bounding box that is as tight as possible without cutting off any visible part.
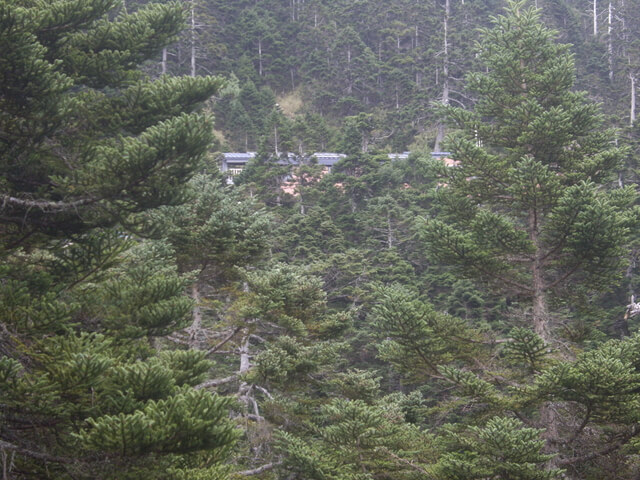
[277,89,304,118]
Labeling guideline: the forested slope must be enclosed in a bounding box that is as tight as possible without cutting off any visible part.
[4,0,640,479]
[162,0,640,154]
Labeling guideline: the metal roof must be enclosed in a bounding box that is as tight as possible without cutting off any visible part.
[388,152,410,160]
[311,153,346,166]
[222,152,256,163]
[222,151,450,168]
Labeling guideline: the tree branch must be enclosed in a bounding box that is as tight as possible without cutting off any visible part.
[195,375,238,390]
[375,447,437,479]
[1,195,96,213]
[236,461,282,476]
[558,426,640,466]
[205,327,242,356]
[0,440,73,464]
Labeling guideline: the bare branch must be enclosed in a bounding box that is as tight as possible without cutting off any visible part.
[236,461,282,476]
[1,195,95,213]
[566,407,591,445]
[558,426,640,466]
[205,326,242,356]
[245,413,265,422]
[0,440,73,464]
[167,334,190,346]
[254,385,273,400]
[195,375,238,390]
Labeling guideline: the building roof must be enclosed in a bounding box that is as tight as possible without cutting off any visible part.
[311,153,347,166]
[222,152,256,164]
[388,152,410,160]
[222,151,455,168]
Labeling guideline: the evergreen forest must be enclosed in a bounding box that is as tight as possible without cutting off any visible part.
[6,0,640,479]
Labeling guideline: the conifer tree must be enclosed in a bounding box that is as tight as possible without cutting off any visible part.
[422,0,634,344]
[414,1,638,476]
[0,0,236,477]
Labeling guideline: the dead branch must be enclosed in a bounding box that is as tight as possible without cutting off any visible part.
[1,195,95,213]
[254,385,273,400]
[558,425,640,466]
[236,461,282,476]
[205,326,242,356]
[0,440,73,464]
[195,375,238,390]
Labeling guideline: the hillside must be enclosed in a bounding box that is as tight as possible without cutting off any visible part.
[4,0,640,479]
[161,0,640,154]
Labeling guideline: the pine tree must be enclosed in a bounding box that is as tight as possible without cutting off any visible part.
[422,0,633,344]
[0,0,236,477]
[416,1,637,476]
[437,417,560,480]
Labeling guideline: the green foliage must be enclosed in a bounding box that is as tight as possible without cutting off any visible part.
[503,328,549,372]
[241,264,327,335]
[27,1,638,479]
[0,0,236,477]
[439,366,501,404]
[534,335,640,422]
[99,255,193,338]
[1,0,224,243]
[159,173,271,275]
[437,417,561,480]
[82,387,236,456]
[276,397,435,480]
[252,335,342,385]
[329,369,381,404]
[371,285,484,380]
[424,0,631,302]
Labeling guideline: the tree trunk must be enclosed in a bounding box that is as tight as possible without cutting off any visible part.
[593,0,598,36]
[387,212,394,249]
[237,329,253,414]
[347,44,353,95]
[161,48,167,75]
[529,207,561,470]
[532,269,550,341]
[187,283,203,348]
[608,2,613,82]
[258,39,263,76]
[238,283,252,403]
[528,203,561,468]
[540,402,560,470]
[434,0,450,152]
[361,133,368,154]
[190,0,196,77]
[239,331,250,375]
[529,208,550,343]
[631,72,636,125]
[377,42,382,86]
[274,124,279,156]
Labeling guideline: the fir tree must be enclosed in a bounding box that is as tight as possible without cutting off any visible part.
[422,0,634,345]
[416,1,637,476]
[0,0,235,477]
